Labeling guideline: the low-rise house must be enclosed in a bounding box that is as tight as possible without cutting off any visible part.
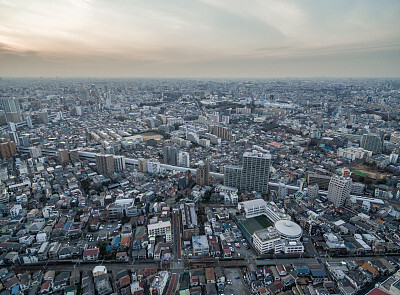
[205,268,215,284]
[94,274,113,295]
[82,248,99,261]
[116,251,128,261]
[58,246,72,259]
[52,272,70,292]
[40,280,51,294]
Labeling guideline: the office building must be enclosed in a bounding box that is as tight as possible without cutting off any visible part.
[0,138,16,159]
[327,175,352,207]
[1,97,21,123]
[95,154,115,175]
[360,133,382,153]
[196,161,210,186]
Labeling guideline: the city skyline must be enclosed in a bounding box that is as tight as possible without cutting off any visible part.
[1,0,400,78]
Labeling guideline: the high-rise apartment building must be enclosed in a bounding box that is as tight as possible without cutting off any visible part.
[224,165,243,188]
[29,146,42,159]
[58,149,70,164]
[224,150,271,194]
[210,125,236,141]
[163,145,178,165]
[360,133,382,153]
[0,138,16,159]
[95,154,115,175]
[1,97,21,123]
[177,151,190,168]
[138,158,148,172]
[241,151,271,194]
[114,156,126,172]
[69,149,80,163]
[38,111,49,124]
[327,175,352,207]
[196,161,210,186]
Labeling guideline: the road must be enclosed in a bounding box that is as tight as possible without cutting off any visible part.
[166,273,178,295]
[14,261,159,273]
[172,209,182,261]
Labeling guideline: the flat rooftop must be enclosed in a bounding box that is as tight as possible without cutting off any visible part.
[240,215,272,235]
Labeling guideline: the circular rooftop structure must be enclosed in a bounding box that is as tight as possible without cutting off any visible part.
[274,220,302,240]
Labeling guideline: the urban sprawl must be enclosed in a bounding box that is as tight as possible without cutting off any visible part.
[0,78,399,295]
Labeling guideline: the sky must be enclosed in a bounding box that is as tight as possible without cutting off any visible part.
[0,0,399,78]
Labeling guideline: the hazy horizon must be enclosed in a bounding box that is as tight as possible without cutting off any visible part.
[1,0,399,78]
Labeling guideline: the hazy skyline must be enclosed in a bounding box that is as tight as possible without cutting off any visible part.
[1,0,399,78]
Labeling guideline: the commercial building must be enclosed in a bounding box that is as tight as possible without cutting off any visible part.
[180,203,199,240]
[327,175,352,207]
[150,271,169,295]
[192,235,209,256]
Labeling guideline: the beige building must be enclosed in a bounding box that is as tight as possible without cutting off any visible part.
[95,154,115,175]
[0,138,16,159]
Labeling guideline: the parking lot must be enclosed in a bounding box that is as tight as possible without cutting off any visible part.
[224,268,250,295]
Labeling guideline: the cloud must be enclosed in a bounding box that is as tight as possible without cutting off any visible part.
[0,0,399,77]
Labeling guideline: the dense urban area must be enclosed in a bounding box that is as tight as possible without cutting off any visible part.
[0,77,399,295]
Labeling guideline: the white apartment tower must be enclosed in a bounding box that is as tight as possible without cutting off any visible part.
[327,175,352,207]
[241,151,271,194]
